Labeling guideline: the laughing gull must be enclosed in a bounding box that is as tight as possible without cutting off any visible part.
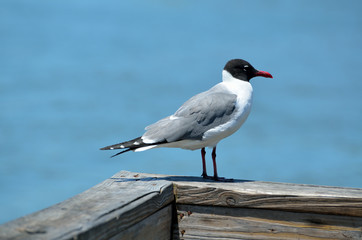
[101,59,273,180]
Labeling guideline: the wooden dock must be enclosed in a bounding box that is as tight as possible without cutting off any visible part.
[1,170,362,239]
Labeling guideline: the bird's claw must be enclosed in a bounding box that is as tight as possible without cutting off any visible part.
[202,174,234,182]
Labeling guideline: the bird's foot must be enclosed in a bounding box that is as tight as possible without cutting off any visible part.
[213,176,234,182]
[202,174,234,182]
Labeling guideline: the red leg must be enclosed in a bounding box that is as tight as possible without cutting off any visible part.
[212,146,218,179]
[201,148,208,178]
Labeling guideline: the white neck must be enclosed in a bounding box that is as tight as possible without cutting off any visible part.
[221,70,253,96]
[222,70,238,82]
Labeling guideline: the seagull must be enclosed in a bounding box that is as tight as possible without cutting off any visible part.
[101,59,273,180]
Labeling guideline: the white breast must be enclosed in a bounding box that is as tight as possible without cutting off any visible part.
[201,70,253,147]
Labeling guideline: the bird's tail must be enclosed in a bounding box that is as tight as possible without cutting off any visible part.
[100,137,159,158]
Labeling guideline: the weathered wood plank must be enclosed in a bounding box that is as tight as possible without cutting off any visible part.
[111,204,172,240]
[119,172,362,217]
[2,171,362,240]
[171,178,362,217]
[173,204,362,240]
[0,171,174,240]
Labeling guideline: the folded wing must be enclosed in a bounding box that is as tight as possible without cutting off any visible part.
[142,90,237,144]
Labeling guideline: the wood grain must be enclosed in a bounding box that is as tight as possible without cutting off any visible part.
[118,172,362,216]
[0,171,174,240]
[111,204,172,240]
[173,204,362,240]
[1,171,362,240]
[172,178,362,217]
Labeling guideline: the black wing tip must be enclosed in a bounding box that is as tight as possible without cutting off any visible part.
[100,143,125,151]
[100,136,143,151]
[100,146,119,150]
[110,148,132,158]
[100,145,127,152]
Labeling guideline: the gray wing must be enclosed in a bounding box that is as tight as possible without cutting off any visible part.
[142,90,237,143]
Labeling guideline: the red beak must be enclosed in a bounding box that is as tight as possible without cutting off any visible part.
[255,70,273,78]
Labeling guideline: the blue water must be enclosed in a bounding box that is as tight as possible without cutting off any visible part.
[1,0,361,224]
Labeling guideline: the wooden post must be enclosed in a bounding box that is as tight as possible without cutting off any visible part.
[0,171,174,240]
[1,171,362,240]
